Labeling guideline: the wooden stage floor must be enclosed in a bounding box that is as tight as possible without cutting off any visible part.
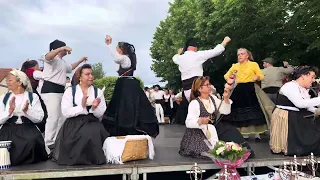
[0,125,306,180]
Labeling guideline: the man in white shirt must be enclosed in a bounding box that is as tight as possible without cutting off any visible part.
[172,37,230,125]
[150,85,165,123]
[172,36,231,102]
[39,39,87,152]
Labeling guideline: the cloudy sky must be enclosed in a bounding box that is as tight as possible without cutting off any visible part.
[0,0,172,86]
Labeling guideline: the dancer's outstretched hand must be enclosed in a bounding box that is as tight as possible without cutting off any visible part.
[80,57,88,63]
[221,36,231,47]
[105,35,112,45]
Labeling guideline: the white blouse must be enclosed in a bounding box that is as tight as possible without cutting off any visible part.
[278,81,320,113]
[186,95,232,128]
[186,95,232,146]
[106,44,131,69]
[0,92,44,126]
[151,90,165,101]
[61,85,106,120]
[172,44,225,80]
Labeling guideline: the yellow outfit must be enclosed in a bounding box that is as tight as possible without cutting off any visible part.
[224,60,267,135]
[224,60,264,83]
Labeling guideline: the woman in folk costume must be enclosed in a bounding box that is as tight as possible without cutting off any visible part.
[179,76,254,159]
[21,60,47,133]
[150,85,165,123]
[173,37,231,125]
[223,48,268,140]
[52,64,109,165]
[103,35,159,138]
[270,66,320,156]
[0,69,48,165]
[163,89,171,117]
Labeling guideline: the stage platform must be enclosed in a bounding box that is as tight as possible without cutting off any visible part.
[0,125,310,180]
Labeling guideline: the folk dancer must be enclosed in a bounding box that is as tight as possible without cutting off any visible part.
[21,60,47,133]
[103,35,159,138]
[224,48,268,140]
[52,64,109,165]
[261,58,294,103]
[39,39,87,153]
[179,76,254,159]
[0,69,48,165]
[172,37,231,125]
[151,85,165,123]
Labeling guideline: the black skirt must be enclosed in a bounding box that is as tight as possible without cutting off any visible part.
[287,110,320,156]
[52,114,109,165]
[175,92,188,125]
[0,120,48,166]
[225,82,266,127]
[179,121,254,159]
[102,77,159,138]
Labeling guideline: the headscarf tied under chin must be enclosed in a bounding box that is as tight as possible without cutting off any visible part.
[10,69,33,92]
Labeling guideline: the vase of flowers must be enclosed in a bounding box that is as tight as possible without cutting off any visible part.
[202,141,250,180]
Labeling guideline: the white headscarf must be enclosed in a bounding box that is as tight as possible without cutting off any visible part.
[9,69,33,92]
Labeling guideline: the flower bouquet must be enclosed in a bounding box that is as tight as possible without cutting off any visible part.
[202,140,250,180]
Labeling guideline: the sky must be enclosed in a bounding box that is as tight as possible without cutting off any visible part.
[0,0,172,86]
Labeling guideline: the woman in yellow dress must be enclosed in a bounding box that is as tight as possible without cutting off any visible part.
[224,48,267,140]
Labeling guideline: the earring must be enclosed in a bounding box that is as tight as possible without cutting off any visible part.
[79,79,82,85]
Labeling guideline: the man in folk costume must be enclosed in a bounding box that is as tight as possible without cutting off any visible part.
[150,85,165,123]
[39,39,87,153]
[172,36,231,125]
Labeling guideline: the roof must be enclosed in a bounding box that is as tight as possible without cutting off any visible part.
[0,68,12,82]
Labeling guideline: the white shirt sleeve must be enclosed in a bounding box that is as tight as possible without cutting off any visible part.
[195,44,225,63]
[172,54,180,64]
[61,87,88,119]
[33,70,43,80]
[211,95,232,115]
[24,93,44,123]
[65,63,72,74]
[106,45,131,69]
[185,100,206,129]
[280,82,320,109]
[40,54,59,64]
[0,95,12,125]
[90,89,107,120]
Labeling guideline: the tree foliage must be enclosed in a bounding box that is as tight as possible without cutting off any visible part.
[150,0,320,92]
[92,62,105,80]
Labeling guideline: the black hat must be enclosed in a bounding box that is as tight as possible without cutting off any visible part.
[262,57,275,65]
[183,38,198,52]
[50,39,66,51]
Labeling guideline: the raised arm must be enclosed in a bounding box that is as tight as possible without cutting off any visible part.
[44,46,71,61]
[212,95,232,115]
[196,36,231,62]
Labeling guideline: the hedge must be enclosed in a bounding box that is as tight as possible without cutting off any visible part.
[94,76,144,101]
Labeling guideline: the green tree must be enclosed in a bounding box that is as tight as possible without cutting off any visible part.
[92,63,105,80]
[150,0,320,92]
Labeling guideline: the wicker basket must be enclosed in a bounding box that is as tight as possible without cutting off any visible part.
[116,136,148,163]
